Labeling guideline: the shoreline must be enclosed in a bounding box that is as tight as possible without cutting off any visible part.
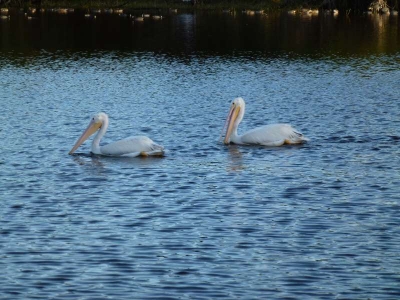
[1,1,395,14]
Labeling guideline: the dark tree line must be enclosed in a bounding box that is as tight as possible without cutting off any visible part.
[0,0,398,11]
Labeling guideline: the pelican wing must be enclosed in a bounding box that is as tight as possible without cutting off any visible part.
[100,136,164,156]
[240,124,306,146]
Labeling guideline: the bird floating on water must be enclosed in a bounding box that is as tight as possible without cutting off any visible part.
[221,97,308,146]
[69,112,164,157]
[134,15,144,22]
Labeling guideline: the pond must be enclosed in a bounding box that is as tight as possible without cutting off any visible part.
[1,9,400,299]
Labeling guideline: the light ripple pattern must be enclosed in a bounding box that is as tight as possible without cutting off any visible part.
[1,13,400,300]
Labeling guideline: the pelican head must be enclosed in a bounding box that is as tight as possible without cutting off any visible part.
[223,97,245,144]
[69,112,107,154]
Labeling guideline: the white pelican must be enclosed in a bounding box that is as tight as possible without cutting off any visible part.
[69,112,164,157]
[134,15,144,22]
[222,97,308,146]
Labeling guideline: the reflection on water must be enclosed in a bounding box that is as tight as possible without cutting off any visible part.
[72,155,105,170]
[226,145,244,172]
[0,9,399,56]
[1,9,400,300]
[71,152,167,175]
[368,13,398,52]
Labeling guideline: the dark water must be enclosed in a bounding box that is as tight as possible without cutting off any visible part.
[1,9,400,299]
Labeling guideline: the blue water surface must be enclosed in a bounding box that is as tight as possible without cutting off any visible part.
[1,10,400,299]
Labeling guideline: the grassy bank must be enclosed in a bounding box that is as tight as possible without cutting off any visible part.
[1,0,398,13]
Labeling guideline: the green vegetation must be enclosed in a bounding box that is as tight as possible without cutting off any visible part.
[0,0,398,13]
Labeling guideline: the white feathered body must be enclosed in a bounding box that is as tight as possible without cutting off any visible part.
[223,97,308,146]
[96,136,164,156]
[69,112,164,157]
[233,123,307,146]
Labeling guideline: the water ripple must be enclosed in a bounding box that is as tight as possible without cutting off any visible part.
[1,15,400,299]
